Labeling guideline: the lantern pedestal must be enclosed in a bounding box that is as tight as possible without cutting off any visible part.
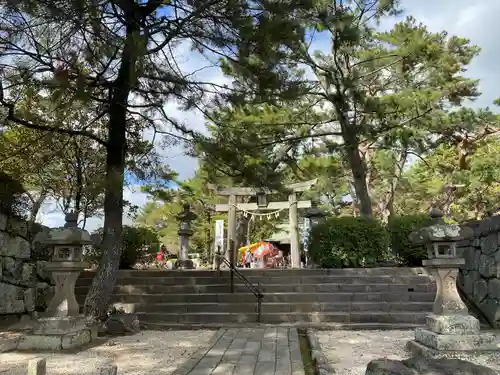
[424,258,468,316]
[406,208,500,359]
[176,228,194,269]
[43,261,88,317]
[176,259,194,270]
[15,314,97,351]
[408,258,498,353]
[34,316,89,335]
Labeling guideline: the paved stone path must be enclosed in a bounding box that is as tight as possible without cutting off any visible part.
[169,328,305,375]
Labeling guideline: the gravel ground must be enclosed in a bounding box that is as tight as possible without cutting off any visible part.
[0,330,215,375]
[314,329,500,375]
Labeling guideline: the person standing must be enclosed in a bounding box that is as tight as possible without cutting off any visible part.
[156,243,165,261]
[300,252,306,268]
[244,249,252,268]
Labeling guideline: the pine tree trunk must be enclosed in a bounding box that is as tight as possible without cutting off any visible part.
[332,94,373,217]
[343,133,373,217]
[28,190,47,225]
[379,149,407,223]
[83,21,141,323]
[83,150,124,322]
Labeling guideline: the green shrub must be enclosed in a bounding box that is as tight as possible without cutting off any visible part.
[86,225,159,269]
[30,223,53,261]
[309,216,389,268]
[0,172,29,218]
[121,226,159,268]
[83,243,102,266]
[387,214,434,266]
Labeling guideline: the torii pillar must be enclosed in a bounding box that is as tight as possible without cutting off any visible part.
[210,179,317,268]
[288,192,299,268]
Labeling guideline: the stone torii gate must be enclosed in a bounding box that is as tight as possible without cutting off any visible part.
[210,179,317,268]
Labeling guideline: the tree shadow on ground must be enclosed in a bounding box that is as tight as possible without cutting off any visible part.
[0,330,215,375]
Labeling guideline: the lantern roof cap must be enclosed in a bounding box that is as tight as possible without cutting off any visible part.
[34,213,92,245]
[304,206,325,218]
[175,203,197,221]
[409,206,472,245]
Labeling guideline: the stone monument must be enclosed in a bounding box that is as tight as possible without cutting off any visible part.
[406,207,500,357]
[16,213,97,350]
[175,203,196,269]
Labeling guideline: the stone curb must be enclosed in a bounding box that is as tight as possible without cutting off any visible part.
[144,322,423,331]
[306,329,336,375]
[0,332,21,353]
[168,328,227,375]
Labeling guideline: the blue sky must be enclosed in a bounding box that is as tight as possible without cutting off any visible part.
[38,0,500,231]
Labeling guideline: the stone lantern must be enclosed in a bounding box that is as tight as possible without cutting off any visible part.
[303,200,325,268]
[35,212,92,317]
[18,213,96,350]
[304,201,326,227]
[406,207,500,355]
[176,203,197,269]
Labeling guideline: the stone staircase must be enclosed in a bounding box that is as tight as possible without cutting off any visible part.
[75,268,436,328]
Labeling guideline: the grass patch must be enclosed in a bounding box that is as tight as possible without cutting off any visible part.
[298,328,317,375]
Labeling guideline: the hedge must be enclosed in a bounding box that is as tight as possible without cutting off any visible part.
[308,216,389,268]
[85,225,159,269]
[387,214,434,266]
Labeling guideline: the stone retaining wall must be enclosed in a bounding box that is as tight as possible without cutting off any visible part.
[0,212,53,319]
[457,215,500,327]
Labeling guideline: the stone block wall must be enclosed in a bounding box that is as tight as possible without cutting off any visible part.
[457,215,500,327]
[0,212,53,319]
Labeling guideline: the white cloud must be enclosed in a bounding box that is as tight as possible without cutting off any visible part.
[37,184,150,232]
[38,1,499,230]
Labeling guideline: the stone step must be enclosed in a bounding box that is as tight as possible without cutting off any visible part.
[76,292,435,304]
[135,311,429,324]
[78,267,430,279]
[75,275,434,287]
[142,321,425,330]
[74,283,435,295]
[103,301,433,314]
